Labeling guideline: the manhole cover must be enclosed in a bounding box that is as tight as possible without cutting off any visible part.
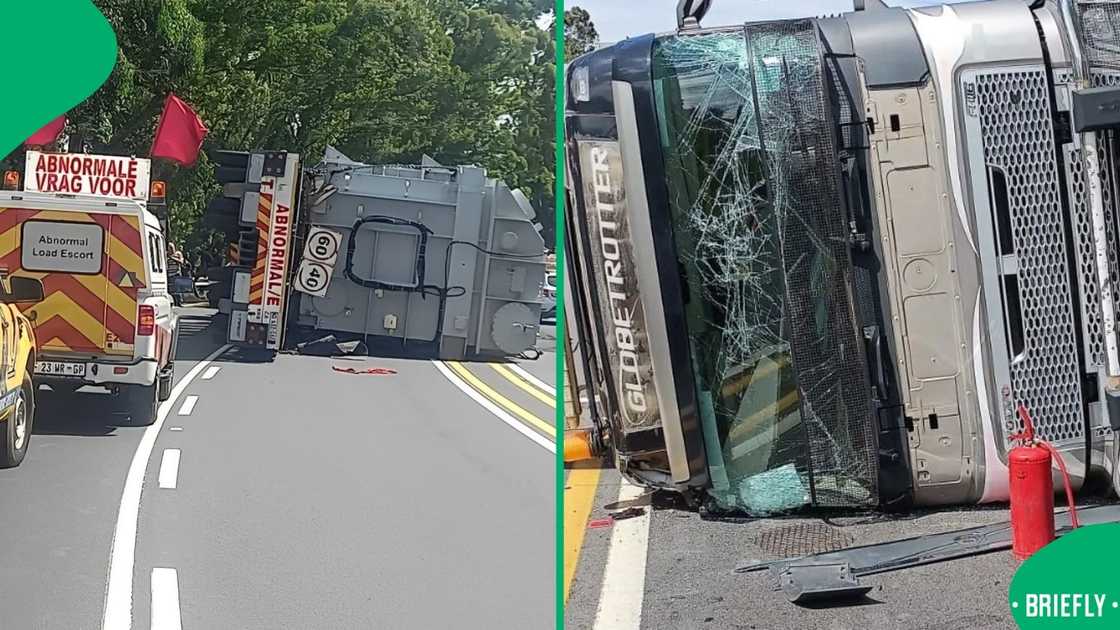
[753,522,854,556]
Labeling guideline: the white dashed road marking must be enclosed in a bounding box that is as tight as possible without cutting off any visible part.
[201,366,220,380]
[150,568,182,630]
[177,395,198,416]
[158,450,180,489]
[102,344,230,630]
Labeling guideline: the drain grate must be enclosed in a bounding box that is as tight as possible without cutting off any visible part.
[753,522,854,557]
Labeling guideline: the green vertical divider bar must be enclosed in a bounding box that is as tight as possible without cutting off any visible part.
[554,0,566,627]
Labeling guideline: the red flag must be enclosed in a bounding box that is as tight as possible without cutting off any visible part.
[150,94,208,167]
[25,115,66,147]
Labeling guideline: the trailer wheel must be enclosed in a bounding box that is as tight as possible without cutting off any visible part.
[0,374,34,468]
[122,383,159,427]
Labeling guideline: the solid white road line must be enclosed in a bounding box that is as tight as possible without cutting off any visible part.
[431,360,555,454]
[150,568,182,630]
[201,366,220,380]
[177,395,198,416]
[102,344,231,630]
[593,481,651,630]
[158,450,180,489]
[508,363,556,396]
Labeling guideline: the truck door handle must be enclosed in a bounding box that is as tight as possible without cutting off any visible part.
[863,325,888,401]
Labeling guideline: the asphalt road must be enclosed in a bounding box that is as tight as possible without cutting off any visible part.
[0,307,555,629]
[566,467,1023,630]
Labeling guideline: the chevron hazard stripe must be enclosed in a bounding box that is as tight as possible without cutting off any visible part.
[249,191,272,304]
[0,207,147,355]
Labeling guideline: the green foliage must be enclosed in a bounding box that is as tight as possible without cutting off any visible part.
[564,7,599,58]
[31,0,556,260]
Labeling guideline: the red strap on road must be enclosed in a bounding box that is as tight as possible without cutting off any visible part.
[331,366,397,375]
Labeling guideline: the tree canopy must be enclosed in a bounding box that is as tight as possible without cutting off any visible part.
[15,0,557,259]
[564,7,599,58]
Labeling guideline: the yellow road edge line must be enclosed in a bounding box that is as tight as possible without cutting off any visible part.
[564,466,602,605]
[491,362,555,407]
[446,361,556,438]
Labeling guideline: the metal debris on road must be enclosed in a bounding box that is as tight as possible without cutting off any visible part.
[736,504,1120,605]
[778,563,872,604]
[609,507,646,521]
[296,334,368,357]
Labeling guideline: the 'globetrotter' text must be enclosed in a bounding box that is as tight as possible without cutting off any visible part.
[590,146,648,419]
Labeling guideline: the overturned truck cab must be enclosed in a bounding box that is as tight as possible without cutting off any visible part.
[565,0,1120,512]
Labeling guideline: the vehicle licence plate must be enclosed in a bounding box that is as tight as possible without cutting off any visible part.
[34,361,86,377]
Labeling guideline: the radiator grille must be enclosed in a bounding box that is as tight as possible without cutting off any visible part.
[1080,2,1120,70]
[975,70,1084,446]
[1061,69,1120,373]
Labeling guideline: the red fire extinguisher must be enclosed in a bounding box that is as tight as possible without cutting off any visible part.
[1009,404,1079,560]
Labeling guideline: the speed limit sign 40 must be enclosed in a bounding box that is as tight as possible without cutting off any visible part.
[295,260,332,297]
[294,226,343,296]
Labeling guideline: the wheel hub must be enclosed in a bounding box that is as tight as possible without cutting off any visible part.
[12,397,26,450]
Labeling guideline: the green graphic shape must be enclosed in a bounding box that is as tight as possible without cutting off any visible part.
[0,3,116,158]
[1010,523,1120,628]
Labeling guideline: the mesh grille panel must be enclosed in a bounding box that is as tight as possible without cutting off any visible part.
[1080,2,1120,70]
[1062,69,1120,372]
[975,70,1084,446]
[748,20,878,506]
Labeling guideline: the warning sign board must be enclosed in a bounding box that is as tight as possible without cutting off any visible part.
[21,220,104,274]
[24,151,151,201]
[293,227,342,297]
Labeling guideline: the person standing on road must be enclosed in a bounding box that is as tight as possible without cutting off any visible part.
[167,242,184,278]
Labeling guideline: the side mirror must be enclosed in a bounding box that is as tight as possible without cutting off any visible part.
[5,277,44,303]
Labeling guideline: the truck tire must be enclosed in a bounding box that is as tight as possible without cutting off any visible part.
[122,383,159,427]
[0,374,34,468]
[158,329,179,403]
[238,230,259,267]
[207,283,226,309]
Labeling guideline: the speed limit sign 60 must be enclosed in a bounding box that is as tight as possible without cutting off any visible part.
[305,227,342,263]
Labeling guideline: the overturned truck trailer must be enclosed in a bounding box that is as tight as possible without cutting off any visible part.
[565,0,1120,512]
[290,150,548,359]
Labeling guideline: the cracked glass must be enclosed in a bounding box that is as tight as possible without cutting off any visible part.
[651,27,875,513]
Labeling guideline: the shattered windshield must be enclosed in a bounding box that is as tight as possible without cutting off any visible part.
[652,27,876,513]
